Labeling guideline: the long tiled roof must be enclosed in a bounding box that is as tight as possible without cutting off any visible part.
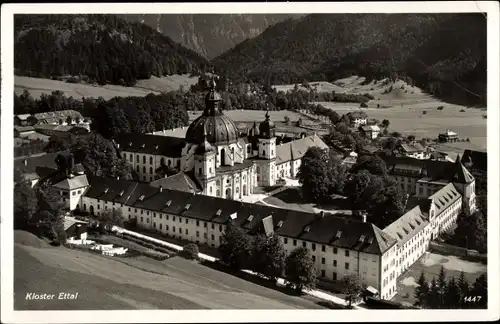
[399,143,425,153]
[32,110,82,121]
[461,149,487,173]
[276,134,328,164]
[83,176,395,254]
[149,172,202,193]
[84,175,139,204]
[115,133,186,157]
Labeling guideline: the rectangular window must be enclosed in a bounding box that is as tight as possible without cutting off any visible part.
[333,272,337,280]
[204,222,207,228]
[211,223,215,229]
[302,242,306,248]
[293,240,297,246]
[173,227,176,233]
[312,256,316,262]
[321,257,325,264]
[140,217,143,222]
[159,214,162,219]
[322,245,326,252]
[345,250,350,257]
[204,233,207,239]
[333,247,338,254]
[321,270,326,277]
[211,234,215,240]
[173,216,176,222]
[185,229,188,235]
[196,231,199,237]
[219,225,223,232]
[345,262,349,270]
[185,219,188,224]
[312,243,316,251]
[284,238,288,244]
[333,260,337,267]
[196,220,200,226]
[159,224,162,230]
[153,223,156,229]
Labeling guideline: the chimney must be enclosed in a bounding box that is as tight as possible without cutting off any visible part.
[159,186,163,193]
[360,211,367,223]
[23,159,27,166]
[117,143,120,149]
[319,211,325,219]
[117,176,120,180]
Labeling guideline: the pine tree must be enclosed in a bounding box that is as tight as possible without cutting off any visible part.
[457,271,470,308]
[427,277,440,309]
[414,271,429,307]
[445,277,460,308]
[437,266,447,307]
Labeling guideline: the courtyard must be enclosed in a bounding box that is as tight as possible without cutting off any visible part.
[393,251,487,307]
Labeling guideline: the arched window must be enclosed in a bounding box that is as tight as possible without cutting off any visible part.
[160,157,165,166]
[129,155,132,162]
[136,155,139,162]
[143,166,146,173]
[149,157,153,164]
[263,149,266,156]
[216,180,220,186]
[136,165,139,172]
[216,190,220,197]
[167,159,171,166]
[149,167,153,174]
[271,150,274,155]
[209,187,212,194]
[143,156,146,164]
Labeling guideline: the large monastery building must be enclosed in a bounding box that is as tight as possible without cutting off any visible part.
[114,79,328,200]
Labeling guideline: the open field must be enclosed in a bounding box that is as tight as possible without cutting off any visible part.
[15,233,324,310]
[393,252,487,306]
[15,75,199,100]
[274,76,487,153]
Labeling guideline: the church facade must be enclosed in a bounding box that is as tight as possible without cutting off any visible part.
[115,80,328,200]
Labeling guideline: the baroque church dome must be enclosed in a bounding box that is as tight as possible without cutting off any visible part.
[185,78,239,146]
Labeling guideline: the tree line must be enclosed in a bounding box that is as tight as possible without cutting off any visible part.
[14,14,208,86]
[414,267,487,309]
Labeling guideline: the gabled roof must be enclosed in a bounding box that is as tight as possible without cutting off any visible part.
[115,133,186,157]
[399,143,425,153]
[429,183,462,215]
[276,134,328,164]
[14,126,35,133]
[15,114,31,120]
[361,125,380,132]
[52,174,89,190]
[461,149,487,173]
[383,205,430,246]
[64,216,88,231]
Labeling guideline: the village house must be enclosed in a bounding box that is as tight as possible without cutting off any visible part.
[396,142,430,160]
[438,129,459,143]
[359,125,381,139]
[27,110,85,126]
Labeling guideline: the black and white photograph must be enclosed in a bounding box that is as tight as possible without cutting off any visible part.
[1,2,498,323]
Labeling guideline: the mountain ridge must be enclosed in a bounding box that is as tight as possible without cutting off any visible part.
[120,14,305,59]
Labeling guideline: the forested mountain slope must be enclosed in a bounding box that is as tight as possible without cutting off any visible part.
[14,14,209,86]
[213,14,487,106]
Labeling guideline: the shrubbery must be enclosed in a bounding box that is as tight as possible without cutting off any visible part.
[181,243,200,260]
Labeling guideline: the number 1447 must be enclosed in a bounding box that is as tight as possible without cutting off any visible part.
[464,296,482,303]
